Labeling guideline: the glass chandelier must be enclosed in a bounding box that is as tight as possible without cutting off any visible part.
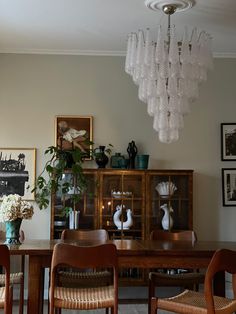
[125,0,213,143]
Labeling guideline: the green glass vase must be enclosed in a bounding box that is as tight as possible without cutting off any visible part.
[5,218,22,245]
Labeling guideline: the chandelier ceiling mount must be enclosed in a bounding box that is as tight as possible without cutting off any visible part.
[145,0,194,13]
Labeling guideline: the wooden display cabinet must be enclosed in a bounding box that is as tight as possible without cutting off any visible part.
[51,169,193,240]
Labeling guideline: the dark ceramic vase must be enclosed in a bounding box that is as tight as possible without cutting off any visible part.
[95,146,109,168]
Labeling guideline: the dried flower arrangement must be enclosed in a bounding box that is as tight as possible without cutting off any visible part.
[0,194,34,222]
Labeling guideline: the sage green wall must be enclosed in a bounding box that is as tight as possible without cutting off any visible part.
[0,54,235,241]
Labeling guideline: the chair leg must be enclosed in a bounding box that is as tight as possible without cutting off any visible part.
[19,278,24,314]
[105,308,109,314]
[151,297,158,314]
[148,278,155,314]
[7,286,13,314]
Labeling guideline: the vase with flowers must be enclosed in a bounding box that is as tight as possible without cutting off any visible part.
[0,194,34,244]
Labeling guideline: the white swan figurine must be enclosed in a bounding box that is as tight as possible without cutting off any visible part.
[113,205,133,230]
[160,204,174,230]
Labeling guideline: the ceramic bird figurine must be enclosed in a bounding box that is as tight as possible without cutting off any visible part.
[113,205,133,230]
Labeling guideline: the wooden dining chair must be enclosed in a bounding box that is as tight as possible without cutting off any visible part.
[148,230,205,314]
[60,229,112,287]
[49,243,118,314]
[0,244,13,314]
[0,230,25,314]
[151,248,236,314]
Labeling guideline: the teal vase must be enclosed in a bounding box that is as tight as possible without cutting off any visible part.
[5,218,22,245]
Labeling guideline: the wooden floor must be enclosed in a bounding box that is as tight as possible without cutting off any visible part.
[12,303,172,313]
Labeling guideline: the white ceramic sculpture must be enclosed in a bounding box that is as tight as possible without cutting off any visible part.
[160,203,174,230]
[113,205,133,230]
[155,181,177,198]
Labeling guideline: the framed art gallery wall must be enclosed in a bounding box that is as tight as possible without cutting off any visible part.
[0,148,36,200]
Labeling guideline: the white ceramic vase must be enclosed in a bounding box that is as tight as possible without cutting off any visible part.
[160,204,174,230]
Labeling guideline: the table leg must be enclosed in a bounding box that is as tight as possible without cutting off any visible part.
[27,255,45,314]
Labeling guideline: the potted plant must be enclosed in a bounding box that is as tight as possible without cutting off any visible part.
[32,146,88,212]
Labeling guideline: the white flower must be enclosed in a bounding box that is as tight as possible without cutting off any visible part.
[0,194,34,222]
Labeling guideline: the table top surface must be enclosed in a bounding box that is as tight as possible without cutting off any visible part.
[1,239,236,256]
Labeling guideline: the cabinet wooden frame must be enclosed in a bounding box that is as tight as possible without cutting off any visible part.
[50,169,193,240]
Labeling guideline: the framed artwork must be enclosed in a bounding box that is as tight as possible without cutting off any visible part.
[0,148,36,200]
[55,115,93,159]
[222,168,236,206]
[221,123,236,161]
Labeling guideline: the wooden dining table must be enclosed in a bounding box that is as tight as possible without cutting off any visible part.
[4,238,236,314]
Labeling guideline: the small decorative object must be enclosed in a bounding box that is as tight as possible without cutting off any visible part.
[110,153,125,168]
[111,190,132,198]
[155,181,177,198]
[0,194,34,244]
[127,140,138,169]
[113,205,133,230]
[94,146,109,168]
[160,203,174,231]
[69,209,80,229]
[221,123,236,161]
[136,154,149,169]
[222,168,236,206]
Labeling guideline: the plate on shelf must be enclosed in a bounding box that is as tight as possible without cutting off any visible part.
[54,221,66,227]
[111,191,132,198]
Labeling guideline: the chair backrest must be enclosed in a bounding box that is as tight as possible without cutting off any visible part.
[204,249,236,312]
[61,229,109,242]
[150,230,197,242]
[0,245,10,313]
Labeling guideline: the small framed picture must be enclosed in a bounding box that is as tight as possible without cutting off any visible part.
[0,148,36,200]
[55,115,93,159]
[222,168,236,206]
[221,123,236,161]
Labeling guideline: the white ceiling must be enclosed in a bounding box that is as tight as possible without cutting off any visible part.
[0,0,235,57]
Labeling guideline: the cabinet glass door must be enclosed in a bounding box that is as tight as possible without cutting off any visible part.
[99,171,145,240]
[51,171,98,239]
[146,171,193,238]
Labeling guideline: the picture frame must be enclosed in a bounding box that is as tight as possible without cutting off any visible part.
[222,168,236,206]
[221,123,236,161]
[0,148,36,200]
[55,115,93,160]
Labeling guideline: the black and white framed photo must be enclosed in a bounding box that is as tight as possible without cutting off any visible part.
[222,168,236,206]
[221,123,236,161]
[0,148,36,200]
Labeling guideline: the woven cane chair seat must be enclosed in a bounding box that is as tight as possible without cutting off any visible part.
[0,272,23,285]
[0,287,6,307]
[53,284,115,310]
[157,289,236,314]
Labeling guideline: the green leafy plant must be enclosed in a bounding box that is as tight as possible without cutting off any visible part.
[32,146,88,211]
